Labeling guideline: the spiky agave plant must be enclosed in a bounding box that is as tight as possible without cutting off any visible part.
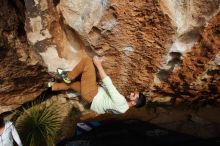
[16,102,62,146]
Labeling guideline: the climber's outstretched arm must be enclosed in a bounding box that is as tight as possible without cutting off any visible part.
[93,56,128,111]
[93,56,107,80]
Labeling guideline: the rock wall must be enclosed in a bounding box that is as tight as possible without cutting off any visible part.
[85,0,176,95]
[0,0,219,113]
[152,0,220,103]
[153,13,220,104]
[160,0,220,35]
[0,0,49,113]
[24,0,86,72]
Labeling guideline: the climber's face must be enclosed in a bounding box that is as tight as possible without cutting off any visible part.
[128,92,139,101]
[127,92,139,107]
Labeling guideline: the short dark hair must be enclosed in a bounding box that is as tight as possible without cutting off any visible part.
[134,93,146,108]
[0,117,5,128]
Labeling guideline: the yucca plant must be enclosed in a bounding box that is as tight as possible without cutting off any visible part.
[16,102,62,146]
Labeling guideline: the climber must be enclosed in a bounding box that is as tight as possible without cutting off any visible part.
[0,117,23,146]
[48,55,146,114]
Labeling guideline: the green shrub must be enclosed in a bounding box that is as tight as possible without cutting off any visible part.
[16,103,62,146]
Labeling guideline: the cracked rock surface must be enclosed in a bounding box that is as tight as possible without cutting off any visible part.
[0,0,220,114]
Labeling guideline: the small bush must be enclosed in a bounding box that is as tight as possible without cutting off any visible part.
[16,103,62,146]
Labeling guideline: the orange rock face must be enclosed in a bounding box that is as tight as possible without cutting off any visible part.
[154,13,220,103]
[87,0,175,95]
[0,0,219,113]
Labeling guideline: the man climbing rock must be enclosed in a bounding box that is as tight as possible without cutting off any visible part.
[48,55,146,114]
